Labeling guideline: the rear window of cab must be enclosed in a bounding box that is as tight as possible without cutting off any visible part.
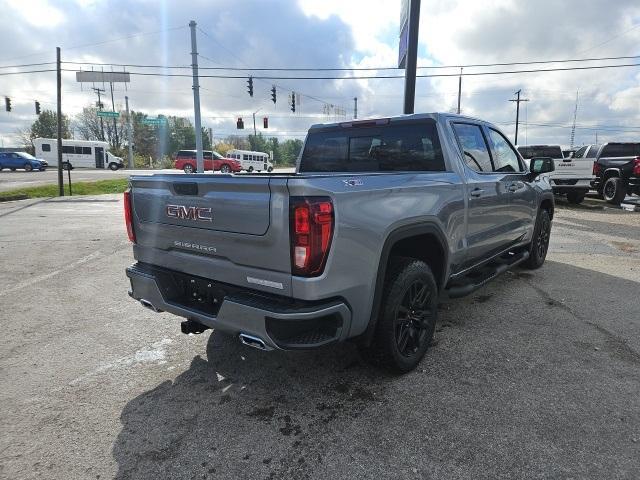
[300,120,445,173]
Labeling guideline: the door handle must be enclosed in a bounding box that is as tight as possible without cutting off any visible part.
[470,188,484,197]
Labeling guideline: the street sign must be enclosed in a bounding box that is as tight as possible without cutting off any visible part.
[97,111,120,118]
[142,117,168,126]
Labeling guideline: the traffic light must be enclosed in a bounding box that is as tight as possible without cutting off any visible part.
[35,101,41,115]
[4,97,11,112]
[290,91,295,113]
[247,76,253,97]
[263,117,268,129]
[271,86,276,104]
[237,117,244,129]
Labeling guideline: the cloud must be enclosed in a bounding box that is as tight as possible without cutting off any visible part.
[1,0,640,147]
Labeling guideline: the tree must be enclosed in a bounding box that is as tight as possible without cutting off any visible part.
[74,106,105,142]
[18,110,71,153]
[213,142,235,156]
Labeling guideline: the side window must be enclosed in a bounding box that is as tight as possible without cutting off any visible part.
[83,147,91,155]
[487,128,523,173]
[243,154,248,160]
[573,146,588,158]
[62,145,74,154]
[586,146,598,158]
[75,146,84,154]
[42,143,51,152]
[452,123,493,172]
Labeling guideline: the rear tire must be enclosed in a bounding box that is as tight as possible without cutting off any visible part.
[603,177,626,205]
[24,163,33,172]
[183,164,194,174]
[566,191,586,204]
[523,209,551,270]
[359,257,438,373]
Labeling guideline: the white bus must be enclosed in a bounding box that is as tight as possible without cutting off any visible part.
[33,138,125,170]
[227,149,273,172]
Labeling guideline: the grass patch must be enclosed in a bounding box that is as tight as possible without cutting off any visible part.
[0,178,129,200]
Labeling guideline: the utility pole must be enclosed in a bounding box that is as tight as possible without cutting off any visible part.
[125,95,133,168]
[189,20,204,173]
[56,47,64,197]
[92,87,106,141]
[109,82,119,147]
[252,108,262,137]
[353,97,358,119]
[209,127,213,149]
[457,68,462,114]
[403,0,421,114]
[509,89,529,145]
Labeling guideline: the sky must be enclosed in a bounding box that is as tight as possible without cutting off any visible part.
[1,0,640,148]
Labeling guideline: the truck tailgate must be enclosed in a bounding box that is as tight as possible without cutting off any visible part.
[552,157,593,179]
[129,174,292,294]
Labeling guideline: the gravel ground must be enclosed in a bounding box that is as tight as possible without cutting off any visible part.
[0,193,638,480]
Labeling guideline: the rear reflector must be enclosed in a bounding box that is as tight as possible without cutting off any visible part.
[633,157,640,176]
[290,197,334,277]
[592,161,602,176]
[124,188,136,243]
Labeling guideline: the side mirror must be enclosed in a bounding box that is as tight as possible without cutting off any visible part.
[530,157,555,175]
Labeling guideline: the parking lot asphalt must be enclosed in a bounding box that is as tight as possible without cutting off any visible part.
[0,168,296,192]
[0,194,639,479]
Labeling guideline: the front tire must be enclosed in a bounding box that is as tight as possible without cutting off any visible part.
[359,257,438,373]
[220,164,231,174]
[267,166,273,172]
[603,177,626,205]
[24,163,33,172]
[183,164,194,174]
[247,166,254,172]
[108,162,119,171]
[523,209,551,269]
[566,191,586,204]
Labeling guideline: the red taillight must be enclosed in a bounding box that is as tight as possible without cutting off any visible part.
[124,189,136,243]
[290,197,334,277]
[593,161,602,176]
[633,157,640,176]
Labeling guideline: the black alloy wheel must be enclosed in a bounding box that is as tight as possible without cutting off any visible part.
[395,280,434,357]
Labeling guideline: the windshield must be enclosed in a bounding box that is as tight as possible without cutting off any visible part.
[17,152,37,160]
[212,151,224,160]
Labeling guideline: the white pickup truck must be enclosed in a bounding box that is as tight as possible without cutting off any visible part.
[517,144,593,204]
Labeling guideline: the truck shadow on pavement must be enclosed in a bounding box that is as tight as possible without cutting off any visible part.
[112,333,394,479]
[112,261,640,480]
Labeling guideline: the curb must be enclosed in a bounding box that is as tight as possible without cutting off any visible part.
[0,194,28,203]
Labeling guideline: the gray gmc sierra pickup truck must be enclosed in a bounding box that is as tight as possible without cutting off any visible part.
[125,113,555,372]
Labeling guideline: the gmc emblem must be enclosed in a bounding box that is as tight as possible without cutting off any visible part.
[166,204,213,222]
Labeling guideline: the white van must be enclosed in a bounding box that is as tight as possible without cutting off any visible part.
[227,149,273,172]
[33,138,124,170]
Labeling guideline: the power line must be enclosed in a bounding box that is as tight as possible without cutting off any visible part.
[0,25,188,63]
[577,23,640,55]
[0,69,57,76]
[0,62,56,69]
[59,54,640,72]
[57,62,640,79]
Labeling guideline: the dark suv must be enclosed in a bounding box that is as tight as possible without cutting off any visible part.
[591,143,640,205]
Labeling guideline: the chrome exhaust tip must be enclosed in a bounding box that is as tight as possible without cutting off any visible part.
[239,333,268,350]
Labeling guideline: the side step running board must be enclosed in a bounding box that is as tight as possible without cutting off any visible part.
[446,250,529,299]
